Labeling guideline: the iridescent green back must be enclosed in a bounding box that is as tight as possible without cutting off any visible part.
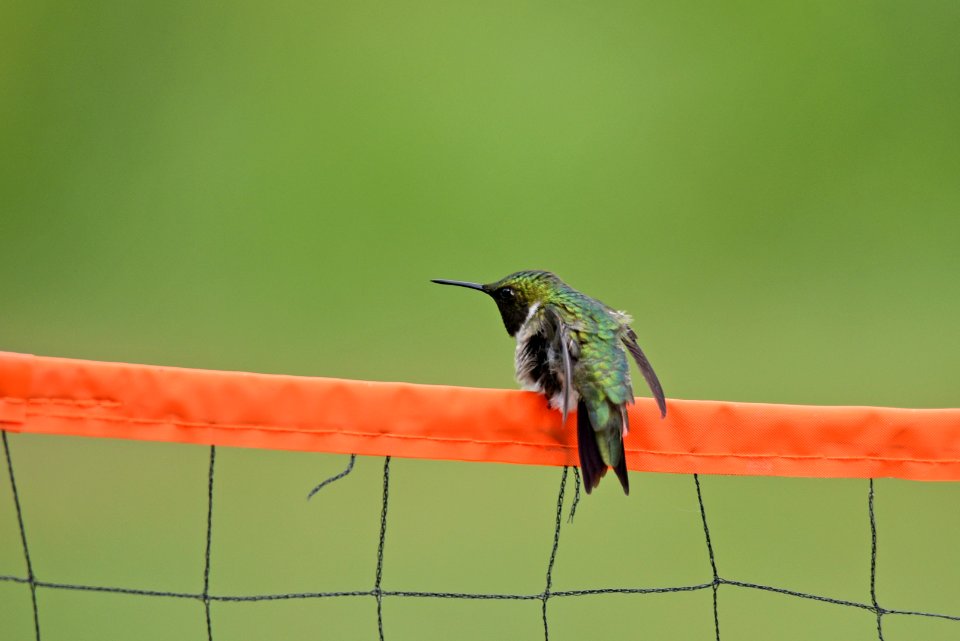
[493,270,635,408]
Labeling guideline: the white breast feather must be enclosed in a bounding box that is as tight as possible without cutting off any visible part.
[514,302,579,412]
[514,302,542,391]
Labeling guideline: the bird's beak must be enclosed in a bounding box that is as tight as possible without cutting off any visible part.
[431,279,486,292]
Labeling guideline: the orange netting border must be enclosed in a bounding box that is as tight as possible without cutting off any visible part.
[1,351,958,480]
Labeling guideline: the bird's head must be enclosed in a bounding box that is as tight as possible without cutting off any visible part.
[432,270,562,336]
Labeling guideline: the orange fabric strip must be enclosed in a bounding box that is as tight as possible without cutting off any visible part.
[1,351,958,480]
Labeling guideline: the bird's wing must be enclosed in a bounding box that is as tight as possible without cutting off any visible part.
[544,305,574,427]
[622,327,667,417]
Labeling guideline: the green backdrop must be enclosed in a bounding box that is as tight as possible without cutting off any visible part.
[1,0,958,639]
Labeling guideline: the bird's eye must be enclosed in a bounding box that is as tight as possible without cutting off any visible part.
[500,287,515,299]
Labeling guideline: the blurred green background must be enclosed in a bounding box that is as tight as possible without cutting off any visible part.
[1,0,959,639]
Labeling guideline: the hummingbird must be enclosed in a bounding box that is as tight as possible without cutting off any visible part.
[432,270,666,494]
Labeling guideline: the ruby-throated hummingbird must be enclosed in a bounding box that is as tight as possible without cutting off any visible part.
[432,270,666,494]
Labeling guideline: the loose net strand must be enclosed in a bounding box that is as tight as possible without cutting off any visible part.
[307,454,357,500]
[3,432,960,641]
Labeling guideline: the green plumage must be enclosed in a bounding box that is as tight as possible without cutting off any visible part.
[540,282,635,485]
[432,270,667,494]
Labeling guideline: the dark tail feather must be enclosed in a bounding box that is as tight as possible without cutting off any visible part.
[613,405,630,494]
[612,444,630,495]
[577,400,606,494]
